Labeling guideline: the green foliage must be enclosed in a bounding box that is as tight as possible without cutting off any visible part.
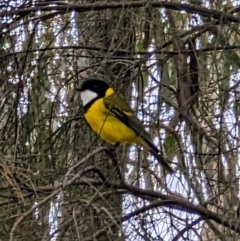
[164,133,177,160]
[219,58,231,108]
[163,113,180,160]
[161,62,177,112]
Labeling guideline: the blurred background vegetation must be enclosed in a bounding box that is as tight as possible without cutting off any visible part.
[0,0,240,240]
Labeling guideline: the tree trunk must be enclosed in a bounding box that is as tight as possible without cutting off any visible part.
[56,1,136,240]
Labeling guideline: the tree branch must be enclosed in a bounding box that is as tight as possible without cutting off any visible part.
[123,183,240,234]
[0,1,240,23]
[2,45,240,60]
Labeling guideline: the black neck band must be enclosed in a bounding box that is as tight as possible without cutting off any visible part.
[83,96,101,113]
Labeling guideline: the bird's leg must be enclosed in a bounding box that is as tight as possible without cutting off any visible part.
[107,142,120,152]
[114,142,120,148]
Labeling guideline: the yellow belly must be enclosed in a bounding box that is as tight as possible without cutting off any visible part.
[85,99,137,144]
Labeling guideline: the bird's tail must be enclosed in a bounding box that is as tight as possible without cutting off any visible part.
[137,138,174,174]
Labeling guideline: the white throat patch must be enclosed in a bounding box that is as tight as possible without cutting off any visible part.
[80,90,98,106]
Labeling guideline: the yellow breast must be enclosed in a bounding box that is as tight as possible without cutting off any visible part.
[85,98,137,144]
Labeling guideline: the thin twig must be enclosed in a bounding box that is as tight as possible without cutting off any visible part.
[1,1,240,23]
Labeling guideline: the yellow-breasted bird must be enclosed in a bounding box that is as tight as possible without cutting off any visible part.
[75,78,174,174]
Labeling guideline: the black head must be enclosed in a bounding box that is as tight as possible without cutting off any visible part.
[78,79,109,96]
[76,78,110,108]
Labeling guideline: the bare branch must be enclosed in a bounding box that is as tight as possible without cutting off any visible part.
[0,1,240,23]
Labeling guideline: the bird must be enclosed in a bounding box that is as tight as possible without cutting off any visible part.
[75,78,174,174]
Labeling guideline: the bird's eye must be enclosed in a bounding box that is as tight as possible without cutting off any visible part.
[93,85,97,89]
